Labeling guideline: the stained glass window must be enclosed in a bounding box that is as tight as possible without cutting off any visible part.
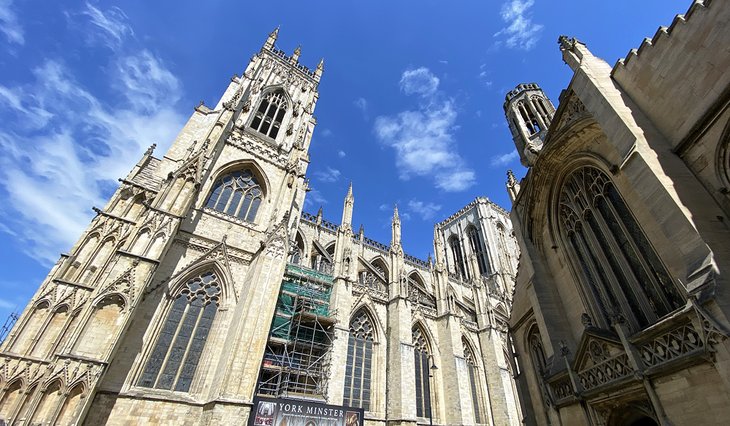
[343,311,375,410]
[138,271,221,392]
[559,166,683,330]
[205,169,263,222]
[463,338,482,424]
[413,326,432,418]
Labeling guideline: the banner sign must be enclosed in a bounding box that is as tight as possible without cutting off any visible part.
[249,396,364,426]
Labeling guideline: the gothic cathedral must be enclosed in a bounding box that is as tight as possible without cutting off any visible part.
[0,29,521,426]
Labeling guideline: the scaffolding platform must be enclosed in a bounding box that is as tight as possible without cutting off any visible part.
[257,263,337,400]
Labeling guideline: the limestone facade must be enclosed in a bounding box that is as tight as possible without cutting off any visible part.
[0,29,521,425]
[506,1,730,425]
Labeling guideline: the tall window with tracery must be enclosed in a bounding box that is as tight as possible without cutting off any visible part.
[449,236,468,279]
[463,338,482,424]
[467,226,490,276]
[250,89,288,139]
[343,311,375,410]
[527,325,547,379]
[559,166,683,330]
[138,271,221,392]
[413,326,432,418]
[205,169,263,222]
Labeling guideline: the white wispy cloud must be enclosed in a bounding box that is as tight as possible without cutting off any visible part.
[378,203,390,212]
[337,150,346,158]
[400,67,440,97]
[354,97,368,120]
[0,5,185,265]
[313,167,341,183]
[490,149,519,167]
[81,2,134,49]
[374,67,475,192]
[494,0,543,50]
[320,128,333,137]
[0,0,23,44]
[407,199,442,221]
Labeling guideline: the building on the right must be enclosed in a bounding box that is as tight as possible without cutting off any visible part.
[505,1,730,425]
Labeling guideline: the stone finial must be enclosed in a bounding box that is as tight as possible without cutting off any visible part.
[506,169,521,203]
[264,26,279,50]
[292,45,301,62]
[558,35,577,51]
[315,58,324,81]
[144,143,157,156]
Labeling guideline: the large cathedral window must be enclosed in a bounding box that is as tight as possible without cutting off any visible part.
[559,166,683,330]
[467,226,490,276]
[250,89,288,139]
[205,169,263,222]
[138,271,221,392]
[449,236,468,279]
[413,325,433,418]
[463,338,483,424]
[343,310,375,410]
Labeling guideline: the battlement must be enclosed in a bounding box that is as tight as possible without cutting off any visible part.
[612,0,712,72]
[504,83,542,110]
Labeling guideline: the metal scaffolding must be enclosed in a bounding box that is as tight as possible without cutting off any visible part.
[0,311,19,346]
[257,264,337,400]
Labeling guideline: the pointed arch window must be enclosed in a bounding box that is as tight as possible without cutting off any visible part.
[205,169,263,222]
[250,89,288,139]
[467,226,490,276]
[343,311,375,410]
[449,236,468,279]
[463,339,483,424]
[559,166,683,330]
[138,271,221,392]
[413,326,433,418]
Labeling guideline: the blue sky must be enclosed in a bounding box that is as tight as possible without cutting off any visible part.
[0,0,686,321]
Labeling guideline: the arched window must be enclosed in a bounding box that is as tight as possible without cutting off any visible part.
[527,325,547,377]
[343,310,375,410]
[412,325,433,418]
[250,89,288,139]
[463,338,483,424]
[449,236,468,279]
[467,226,490,276]
[205,169,263,222]
[559,166,683,330]
[290,233,305,265]
[138,271,221,392]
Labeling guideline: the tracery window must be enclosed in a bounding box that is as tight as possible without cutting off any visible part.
[527,325,547,378]
[343,311,375,410]
[463,338,483,424]
[449,236,468,279]
[467,226,490,276]
[138,271,221,392]
[559,166,683,330]
[290,233,305,265]
[413,326,433,418]
[205,169,263,222]
[250,89,288,139]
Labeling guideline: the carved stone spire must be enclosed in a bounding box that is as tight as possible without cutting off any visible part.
[391,205,402,251]
[315,58,324,81]
[316,206,323,226]
[291,45,301,63]
[506,169,521,203]
[264,26,279,50]
[340,182,354,233]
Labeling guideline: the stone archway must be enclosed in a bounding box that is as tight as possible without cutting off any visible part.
[607,403,659,426]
